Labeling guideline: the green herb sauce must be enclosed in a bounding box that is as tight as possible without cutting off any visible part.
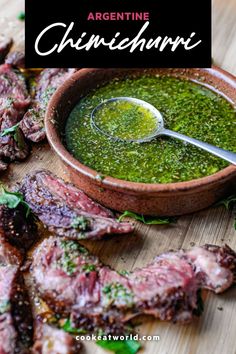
[94,100,157,140]
[102,282,134,307]
[70,216,89,231]
[56,240,89,275]
[65,76,236,184]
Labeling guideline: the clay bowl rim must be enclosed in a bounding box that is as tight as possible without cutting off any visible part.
[45,67,236,196]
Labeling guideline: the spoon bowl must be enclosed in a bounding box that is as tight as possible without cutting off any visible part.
[91,96,236,165]
[91,97,164,143]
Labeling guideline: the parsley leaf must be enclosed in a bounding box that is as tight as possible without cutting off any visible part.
[61,319,87,334]
[0,123,20,137]
[0,188,31,217]
[71,216,89,231]
[118,210,174,225]
[0,124,26,150]
[216,195,236,210]
[216,194,236,230]
[18,12,25,21]
[96,339,141,354]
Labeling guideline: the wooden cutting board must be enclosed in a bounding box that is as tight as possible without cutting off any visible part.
[1,1,236,353]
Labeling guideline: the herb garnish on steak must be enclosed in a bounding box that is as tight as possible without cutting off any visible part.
[19,170,133,240]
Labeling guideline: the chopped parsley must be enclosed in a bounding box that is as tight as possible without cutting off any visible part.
[60,240,88,254]
[58,253,76,275]
[102,282,134,307]
[57,248,77,275]
[71,216,89,231]
[57,240,90,275]
[82,264,96,272]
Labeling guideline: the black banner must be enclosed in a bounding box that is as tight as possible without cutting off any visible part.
[25,0,211,68]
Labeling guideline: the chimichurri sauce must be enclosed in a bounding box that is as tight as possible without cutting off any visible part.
[93,100,158,140]
[65,76,236,184]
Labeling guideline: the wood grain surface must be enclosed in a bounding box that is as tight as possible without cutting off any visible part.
[0,1,236,354]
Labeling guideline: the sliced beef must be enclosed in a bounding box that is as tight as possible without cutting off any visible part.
[0,204,37,251]
[0,36,13,64]
[0,64,30,124]
[184,244,236,293]
[0,64,30,165]
[31,238,236,333]
[5,52,25,69]
[20,69,77,142]
[0,240,33,353]
[19,170,133,240]
[32,323,81,354]
[31,237,135,333]
[0,126,29,162]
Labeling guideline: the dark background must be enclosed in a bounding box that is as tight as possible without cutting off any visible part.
[25,0,211,68]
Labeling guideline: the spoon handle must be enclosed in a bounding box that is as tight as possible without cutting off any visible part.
[162,128,236,165]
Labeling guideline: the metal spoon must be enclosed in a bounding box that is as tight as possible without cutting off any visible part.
[91,97,236,165]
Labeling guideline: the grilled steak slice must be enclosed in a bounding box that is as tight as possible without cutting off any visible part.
[20,69,76,142]
[0,126,29,162]
[0,240,33,353]
[0,64,30,163]
[19,170,133,240]
[32,323,81,354]
[5,52,25,69]
[0,204,37,251]
[31,238,236,333]
[30,238,200,333]
[0,64,30,123]
[0,36,13,63]
[184,244,236,293]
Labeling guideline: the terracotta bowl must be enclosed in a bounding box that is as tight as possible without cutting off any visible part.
[45,68,236,216]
